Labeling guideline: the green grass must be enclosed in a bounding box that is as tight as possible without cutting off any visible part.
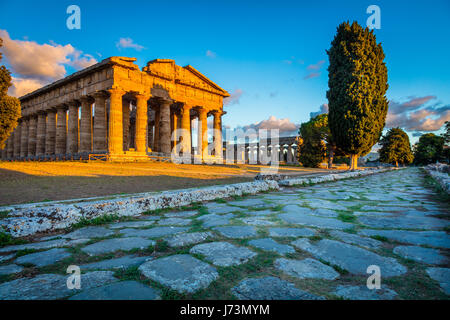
[370,235,389,242]
[0,230,28,248]
[15,248,38,257]
[0,211,10,219]
[70,214,124,229]
[337,212,357,223]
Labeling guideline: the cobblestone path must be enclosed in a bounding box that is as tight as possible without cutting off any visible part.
[0,168,448,300]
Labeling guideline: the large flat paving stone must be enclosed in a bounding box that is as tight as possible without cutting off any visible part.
[228,198,270,208]
[0,264,24,275]
[232,276,323,300]
[359,229,450,248]
[303,200,347,211]
[190,242,256,266]
[15,248,71,267]
[80,255,150,270]
[204,203,238,214]
[358,215,449,230]
[393,246,447,265]
[139,254,218,293]
[213,226,258,239]
[240,217,275,226]
[268,227,316,238]
[81,237,155,256]
[330,230,382,250]
[69,281,161,300]
[426,267,450,295]
[120,227,188,238]
[0,271,117,300]
[62,226,114,239]
[0,254,15,263]
[165,232,213,247]
[292,239,407,277]
[108,220,155,229]
[197,213,234,228]
[245,210,274,216]
[279,212,353,230]
[0,238,89,253]
[334,285,398,300]
[275,257,339,280]
[248,238,295,255]
[157,218,191,226]
[165,210,198,218]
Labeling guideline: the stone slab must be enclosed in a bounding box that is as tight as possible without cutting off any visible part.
[393,246,447,265]
[275,258,339,280]
[426,267,450,295]
[62,226,114,239]
[334,285,398,300]
[359,229,450,248]
[80,255,150,270]
[248,238,295,255]
[213,226,258,239]
[82,237,155,255]
[204,203,238,214]
[157,218,191,226]
[165,232,213,247]
[232,276,323,300]
[108,220,155,229]
[15,248,71,267]
[0,238,90,253]
[197,213,234,228]
[358,215,449,230]
[120,227,188,238]
[165,210,198,218]
[190,242,256,266]
[139,254,218,293]
[279,212,353,230]
[0,254,15,263]
[69,280,161,300]
[330,230,382,250]
[268,227,316,238]
[240,217,275,226]
[292,239,407,277]
[0,264,24,275]
[228,198,270,208]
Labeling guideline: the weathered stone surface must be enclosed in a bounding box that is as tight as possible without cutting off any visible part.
[275,258,339,280]
[214,226,258,239]
[0,271,116,300]
[165,210,198,218]
[80,255,150,270]
[190,242,256,266]
[248,238,295,255]
[0,254,15,263]
[292,239,407,277]
[139,254,218,293]
[165,232,213,247]
[157,218,191,226]
[69,281,161,300]
[303,200,347,211]
[15,248,71,267]
[0,238,89,253]
[330,230,382,250]
[108,220,155,229]
[240,217,275,226]
[120,227,188,238]
[62,226,114,239]
[245,210,274,216]
[393,246,447,265]
[228,198,269,208]
[232,276,323,300]
[268,227,316,238]
[279,212,353,230]
[310,208,339,218]
[353,211,395,217]
[358,215,449,230]
[359,205,408,212]
[359,229,450,248]
[204,203,237,214]
[0,264,24,275]
[82,237,155,255]
[426,267,450,294]
[197,213,234,228]
[334,285,398,300]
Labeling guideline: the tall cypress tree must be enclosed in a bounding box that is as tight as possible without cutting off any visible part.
[326,21,389,169]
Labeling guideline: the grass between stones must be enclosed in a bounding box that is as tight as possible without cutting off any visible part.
[0,229,28,248]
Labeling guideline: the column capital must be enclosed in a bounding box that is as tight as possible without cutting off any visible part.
[92,91,109,100]
[56,104,68,111]
[108,87,126,96]
[79,95,94,103]
[135,92,151,100]
[66,99,79,107]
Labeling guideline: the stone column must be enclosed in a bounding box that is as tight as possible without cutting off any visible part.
[20,118,29,158]
[108,88,125,155]
[198,108,208,159]
[55,106,67,155]
[287,145,293,163]
[67,101,79,154]
[122,99,130,151]
[172,111,178,151]
[148,121,154,151]
[135,94,150,153]
[93,92,108,152]
[154,108,160,152]
[213,111,222,158]
[159,100,172,155]
[13,121,21,157]
[45,109,56,155]
[36,112,46,156]
[80,96,93,153]
[7,132,14,158]
[28,115,37,156]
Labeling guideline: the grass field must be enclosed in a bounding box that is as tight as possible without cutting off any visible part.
[0,161,326,206]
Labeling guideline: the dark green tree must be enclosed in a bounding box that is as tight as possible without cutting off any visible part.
[379,128,413,167]
[326,21,389,170]
[0,37,21,150]
[413,133,445,165]
[297,114,329,168]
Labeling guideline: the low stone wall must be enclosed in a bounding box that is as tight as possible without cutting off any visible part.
[278,167,402,187]
[423,164,450,194]
[0,167,402,238]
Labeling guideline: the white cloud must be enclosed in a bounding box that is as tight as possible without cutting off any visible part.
[309,103,328,118]
[206,50,216,58]
[242,116,299,136]
[116,37,144,51]
[8,77,45,97]
[224,89,244,106]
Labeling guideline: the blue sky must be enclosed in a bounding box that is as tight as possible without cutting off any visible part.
[1,0,449,143]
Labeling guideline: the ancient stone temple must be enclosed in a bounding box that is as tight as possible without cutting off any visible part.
[1,57,229,161]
